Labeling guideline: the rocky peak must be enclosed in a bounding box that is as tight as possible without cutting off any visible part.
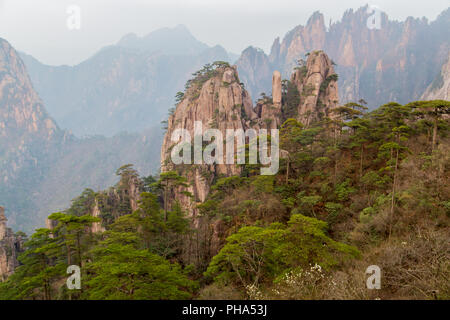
[0,38,59,140]
[161,53,338,213]
[291,50,338,126]
[160,56,337,264]
[160,63,285,264]
[161,64,253,181]
[161,61,287,210]
[117,24,209,55]
[0,207,7,240]
[238,6,449,110]
[0,38,72,232]
[252,70,283,130]
[276,11,327,77]
[0,37,66,193]
[236,47,273,102]
[162,64,252,137]
[269,37,281,67]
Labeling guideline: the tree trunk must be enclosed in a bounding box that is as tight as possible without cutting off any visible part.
[44,281,50,300]
[66,241,72,265]
[334,129,338,185]
[76,232,82,267]
[286,159,289,184]
[41,256,50,300]
[360,144,364,179]
[66,241,72,300]
[389,147,399,239]
[432,118,438,153]
[334,157,338,186]
[164,180,169,222]
[76,232,84,296]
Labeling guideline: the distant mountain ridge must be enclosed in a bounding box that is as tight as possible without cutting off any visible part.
[20,25,237,137]
[2,25,238,233]
[0,38,162,233]
[236,6,450,108]
[117,24,209,55]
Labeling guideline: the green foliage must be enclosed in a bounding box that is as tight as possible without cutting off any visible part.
[0,228,63,300]
[296,193,322,216]
[361,171,390,190]
[205,214,359,288]
[324,202,344,224]
[80,191,195,299]
[3,98,449,300]
[184,61,232,91]
[151,171,192,221]
[281,80,300,121]
[47,212,100,266]
[174,91,184,104]
[0,167,194,300]
[334,179,356,202]
[83,237,196,300]
[302,83,315,96]
[297,66,308,80]
[319,73,338,94]
[251,176,275,194]
[65,189,96,217]
[359,207,376,223]
[212,176,247,194]
[442,200,450,217]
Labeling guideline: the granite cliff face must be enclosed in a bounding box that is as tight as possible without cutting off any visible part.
[422,53,450,100]
[161,52,338,263]
[235,47,273,104]
[0,38,63,182]
[161,64,254,216]
[0,206,23,281]
[272,11,327,77]
[237,6,450,108]
[0,37,67,230]
[0,38,161,233]
[161,52,338,214]
[160,64,268,263]
[290,50,339,126]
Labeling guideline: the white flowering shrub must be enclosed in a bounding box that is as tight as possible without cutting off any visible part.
[270,264,329,299]
[245,283,264,300]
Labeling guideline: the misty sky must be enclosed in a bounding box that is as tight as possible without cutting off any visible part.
[0,0,448,66]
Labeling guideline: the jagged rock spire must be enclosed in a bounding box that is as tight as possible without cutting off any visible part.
[0,206,8,240]
[0,206,6,221]
[0,206,6,240]
[291,50,339,126]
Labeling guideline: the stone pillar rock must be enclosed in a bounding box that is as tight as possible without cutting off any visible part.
[0,206,6,240]
[0,206,22,280]
[272,70,282,108]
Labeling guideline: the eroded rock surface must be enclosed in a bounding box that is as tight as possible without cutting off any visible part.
[0,207,24,281]
[161,53,339,263]
[291,50,339,126]
[422,53,450,100]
